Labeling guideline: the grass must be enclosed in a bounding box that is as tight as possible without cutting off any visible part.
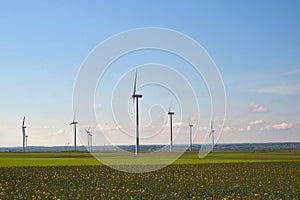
[0,152,99,167]
[0,150,299,167]
[1,162,299,199]
[175,150,300,164]
[1,151,299,199]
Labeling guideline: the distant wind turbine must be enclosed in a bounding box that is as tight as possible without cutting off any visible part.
[168,103,175,152]
[21,116,26,152]
[69,112,78,152]
[188,121,193,151]
[85,127,93,152]
[131,69,143,155]
[210,120,215,152]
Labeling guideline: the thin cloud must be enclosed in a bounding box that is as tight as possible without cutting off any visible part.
[252,84,300,95]
[249,120,264,125]
[93,104,102,109]
[198,127,208,132]
[164,122,184,129]
[220,126,243,133]
[284,69,300,76]
[246,126,251,131]
[250,104,267,113]
[97,125,120,132]
[223,126,231,132]
[55,129,65,135]
[43,125,50,129]
[264,122,293,130]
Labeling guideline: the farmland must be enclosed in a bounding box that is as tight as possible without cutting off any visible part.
[0,151,299,199]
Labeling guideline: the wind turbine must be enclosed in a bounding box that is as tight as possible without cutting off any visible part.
[209,120,215,152]
[69,112,78,152]
[85,127,93,152]
[21,116,26,152]
[167,104,175,152]
[25,135,28,150]
[131,69,142,155]
[188,121,193,151]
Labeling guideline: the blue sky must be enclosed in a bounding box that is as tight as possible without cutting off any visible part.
[0,1,299,147]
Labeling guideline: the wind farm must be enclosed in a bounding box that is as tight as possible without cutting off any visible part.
[1,1,300,199]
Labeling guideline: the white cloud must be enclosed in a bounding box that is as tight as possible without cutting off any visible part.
[264,122,293,130]
[164,122,184,129]
[238,128,244,132]
[246,126,251,131]
[249,120,264,125]
[55,129,65,135]
[252,84,300,95]
[284,69,300,76]
[97,125,120,132]
[250,104,267,113]
[247,120,264,132]
[198,127,208,132]
[223,126,231,132]
[93,104,102,109]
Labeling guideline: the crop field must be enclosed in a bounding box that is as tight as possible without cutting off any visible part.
[0,151,299,199]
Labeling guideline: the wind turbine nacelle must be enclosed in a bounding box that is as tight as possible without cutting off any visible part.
[132,94,143,98]
[168,112,175,115]
[22,126,27,129]
[70,122,78,125]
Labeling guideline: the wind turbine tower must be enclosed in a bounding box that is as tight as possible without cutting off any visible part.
[188,121,193,151]
[168,105,175,152]
[131,70,142,155]
[69,112,78,152]
[21,116,26,152]
[210,120,215,152]
[85,128,93,152]
[25,135,28,150]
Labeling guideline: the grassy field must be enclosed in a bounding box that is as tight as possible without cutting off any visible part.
[0,150,300,166]
[0,151,299,199]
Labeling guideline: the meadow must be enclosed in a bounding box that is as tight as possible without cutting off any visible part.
[0,151,299,199]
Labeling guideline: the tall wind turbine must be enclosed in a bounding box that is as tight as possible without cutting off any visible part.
[21,116,26,152]
[69,112,78,152]
[209,120,215,152]
[85,127,93,152]
[131,70,142,155]
[168,104,175,152]
[188,121,193,151]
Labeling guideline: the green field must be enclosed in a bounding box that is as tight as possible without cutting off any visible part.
[0,151,299,199]
[0,150,300,166]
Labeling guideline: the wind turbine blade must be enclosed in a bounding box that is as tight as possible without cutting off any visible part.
[73,112,76,122]
[22,116,25,126]
[168,101,172,113]
[133,69,137,95]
